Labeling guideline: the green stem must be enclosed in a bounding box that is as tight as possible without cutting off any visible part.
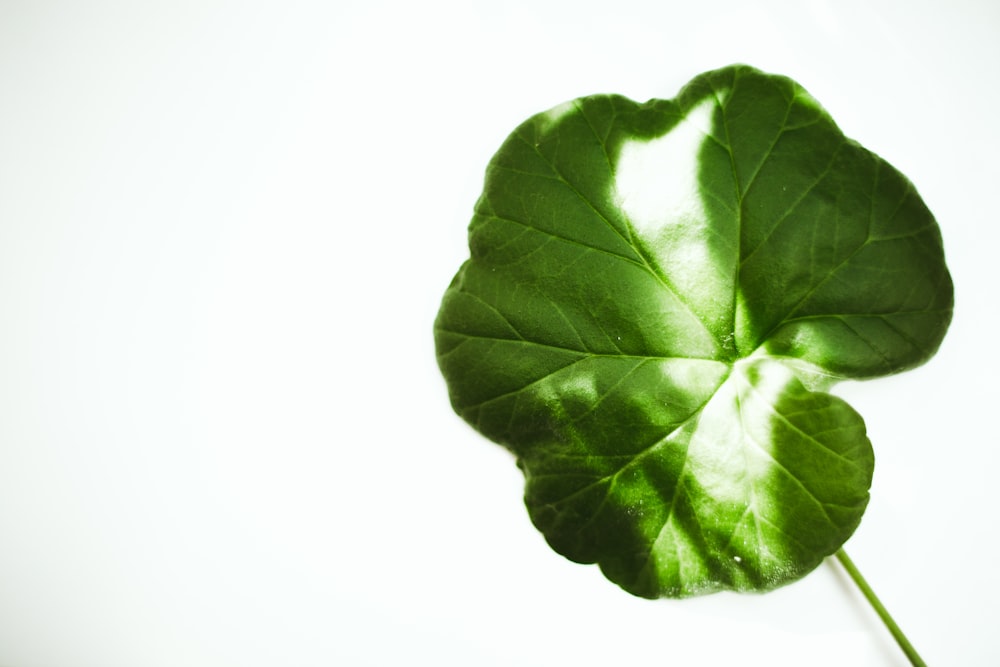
[835,549,927,667]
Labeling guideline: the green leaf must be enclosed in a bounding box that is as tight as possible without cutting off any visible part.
[434,65,952,598]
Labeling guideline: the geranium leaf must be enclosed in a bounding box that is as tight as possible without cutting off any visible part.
[434,65,952,597]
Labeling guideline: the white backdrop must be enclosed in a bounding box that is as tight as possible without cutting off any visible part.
[0,1,996,665]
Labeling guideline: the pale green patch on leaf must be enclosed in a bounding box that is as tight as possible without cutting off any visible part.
[434,65,952,598]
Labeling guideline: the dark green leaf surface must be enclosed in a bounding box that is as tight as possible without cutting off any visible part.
[435,65,952,598]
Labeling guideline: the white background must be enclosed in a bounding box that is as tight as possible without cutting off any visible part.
[0,1,996,665]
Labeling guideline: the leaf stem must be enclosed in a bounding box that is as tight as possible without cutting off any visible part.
[835,549,927,667]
